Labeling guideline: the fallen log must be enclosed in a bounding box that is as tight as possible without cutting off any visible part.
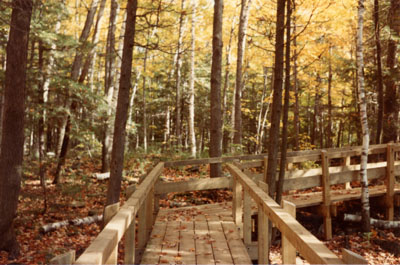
[344,214,400,229]
[40,215,103,234]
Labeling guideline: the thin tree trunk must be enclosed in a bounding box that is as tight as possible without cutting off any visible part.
[374,0,384,144]
[356,0,371,232]
[276,0,291,206]
[188,0,197,157]
[0,0,32,257]
[293,1,299,150]
[105,0,138,206]
[233,0,252,150]
[102,0,119,172]
[175,0,187,147]
[256,67,268,154]
[327,45,333,148]
[265,0,285,200]
[142,48,148,152]
[210,0,223,178]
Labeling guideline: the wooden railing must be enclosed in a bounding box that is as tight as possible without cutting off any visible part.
[227,163,367,264]
[51,162,164,264]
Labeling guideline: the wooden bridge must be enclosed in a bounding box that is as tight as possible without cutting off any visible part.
[51,143,400,264]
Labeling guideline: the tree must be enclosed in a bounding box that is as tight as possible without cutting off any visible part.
[233,0,252,150]
[0,0,33,257]
[374,0,384,144]
[356,0,371,232]
[382,0,400,143]
[105,0,138,206]
[265,0,286,198]
[210,0,223,178]
[188,0,197,157]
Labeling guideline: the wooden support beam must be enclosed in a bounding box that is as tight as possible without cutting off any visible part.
[344,156,352,190]
[138,198,148,251]
[104,202,120,264]
[342,249,368,264]
[386,143,395,221]
[124,214,136,264]
[49,250,75,264]
[282,200,296,265]
[258,202,269,265]
[321,150,332,240]
[243,189,252,244]
[155,176,231,195]
[233,177,243,226]
[263,157,268,183]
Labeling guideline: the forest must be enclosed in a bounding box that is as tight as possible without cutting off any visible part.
[1,0,400,264]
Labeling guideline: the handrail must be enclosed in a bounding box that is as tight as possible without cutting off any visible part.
[227,163,345,264]
[72,162,164,264]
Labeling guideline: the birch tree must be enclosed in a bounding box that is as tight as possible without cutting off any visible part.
[356,0,371,232]
[188,0,197,157]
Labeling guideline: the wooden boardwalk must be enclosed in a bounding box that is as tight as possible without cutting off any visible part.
[141,202,252,264]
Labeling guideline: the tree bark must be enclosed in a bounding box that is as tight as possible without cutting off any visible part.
[188,0,197,157]
[374,0,384,144]
[0,0,32,257]
[383,0,400,143]
[233,0,252,150]
[293,2,299,150]
[265,0,286,199]
[105,0,138,206]
[210,0,223,178]
[327,45,333,148]
[356,0,371,232]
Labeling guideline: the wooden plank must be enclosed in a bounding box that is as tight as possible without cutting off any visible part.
[342,249,368,264]
[159,220,180,264]
[124,215,136,264]
[104,202,120,264]
[155,177,232,195]
[344,156,352,189]
[321,150,332,240]
[140,218,168,264]
[232,177,243,225]
[222,221,253,264]
[179,221,196,264]
[138,199,148,250]
[227,163,343,264]
[243,190,252,244]
[208,220,234,264]
[386,143,395,220]
[50,250,75,264]
[282,201,296,265]
[195,218,215,264]
[258,205,268,265]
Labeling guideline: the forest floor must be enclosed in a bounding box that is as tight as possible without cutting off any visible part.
[1,154,400,264]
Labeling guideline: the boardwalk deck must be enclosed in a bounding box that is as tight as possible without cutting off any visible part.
[140,202,252,264]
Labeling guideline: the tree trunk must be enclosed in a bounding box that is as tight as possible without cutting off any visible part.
[210,0,223,178]
[102,0,119,172]
[356,0,371,232]
[0,0,32,257]
[175,0,187,147]
[327,45,333,148]
[374,0,384,144]
[105,0,138,206]
[265,0,286,197]
[233,0,252,150]
[276,0,291,205]
[142,48,148,152]
[293,2,299,150]
[188,0,197,157]
[383,0,400,143]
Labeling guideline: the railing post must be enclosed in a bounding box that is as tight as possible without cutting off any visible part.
[282,200,296,264]
[386,143,395,220]
[125,190,136,265]
[233,177,243,226]
[243,189,251,244]
[344,156,352,190]
[104,202,120,264]
[321,150,332,240]
[258,180,269,265]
